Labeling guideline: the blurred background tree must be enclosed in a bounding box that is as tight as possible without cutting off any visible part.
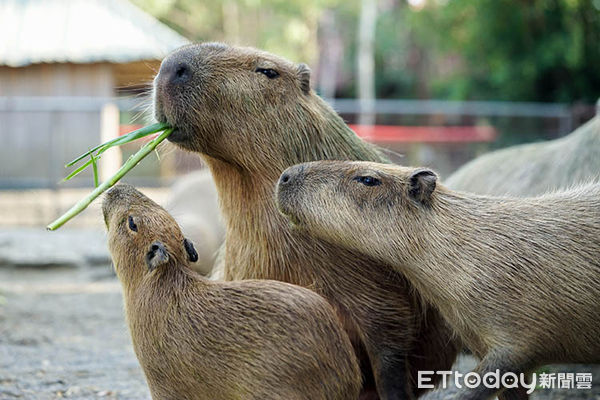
[416,0,600,103]
[132,0,600,104]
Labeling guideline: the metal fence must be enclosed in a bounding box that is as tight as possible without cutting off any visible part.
[0,96,595,190]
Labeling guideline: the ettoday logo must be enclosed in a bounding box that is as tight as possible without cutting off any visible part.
[418,370,593,394]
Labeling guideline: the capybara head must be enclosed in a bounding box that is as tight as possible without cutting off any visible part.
[276,161,438,261]
[102,184,198,285]
[154,43,316,166]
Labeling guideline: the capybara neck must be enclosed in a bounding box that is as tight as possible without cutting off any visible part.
[121,258,200,301]
[205,98,387,283]
[387,185,600,353]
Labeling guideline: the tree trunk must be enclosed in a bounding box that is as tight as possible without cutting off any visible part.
[317,9,342,99]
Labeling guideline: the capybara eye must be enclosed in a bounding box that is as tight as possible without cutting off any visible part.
[255,68,280,79]
[354,176,381,187]
[128,216,138,232]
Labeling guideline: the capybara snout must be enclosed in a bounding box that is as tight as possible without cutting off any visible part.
[277,161,404,236]
[276,164,306,217]
[156,55,193,87]
[102,183,146,227]
[103,183,196,273]
[153,42,314,157]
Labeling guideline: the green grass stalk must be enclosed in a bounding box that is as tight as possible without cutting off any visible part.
[47,128,173,231]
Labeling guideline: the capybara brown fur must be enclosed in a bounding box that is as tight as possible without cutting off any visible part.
[166,169,224,275]
[276,160,600,400]
[102,183,362,400]
[446,116,600,196]
[153,42,459,399]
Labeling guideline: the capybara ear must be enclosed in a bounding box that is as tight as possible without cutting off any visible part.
[146,241,170,271]
[297,63,311,94]
[408,169,437,204]
[184,238,199,263]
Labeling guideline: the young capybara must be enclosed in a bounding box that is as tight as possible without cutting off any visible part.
[153,42,458,400]
[102,183,361,400]
[276,160,600,400]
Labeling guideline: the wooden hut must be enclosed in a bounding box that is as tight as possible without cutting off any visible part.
[0,0,188,188]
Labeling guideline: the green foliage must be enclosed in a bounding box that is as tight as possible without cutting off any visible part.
[132,0,599,103]
[131,0,338,64]
[411,0,600,102]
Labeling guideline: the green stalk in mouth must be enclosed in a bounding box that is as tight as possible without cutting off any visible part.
[47,124,173,231]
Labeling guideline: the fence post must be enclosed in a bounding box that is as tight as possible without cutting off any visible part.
[100,103,122,182]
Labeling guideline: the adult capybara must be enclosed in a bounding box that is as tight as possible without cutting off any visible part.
[153,42,459,399]
[446,116,600,196]
[102,183,361,400]
[166,169,224,275]
[276,160,600,400]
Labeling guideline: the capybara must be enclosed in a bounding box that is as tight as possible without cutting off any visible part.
[166,169,225,275]
[446,116,600,196]
[102,183,361,400]
[153,42,459,399]
[276,160,600,400]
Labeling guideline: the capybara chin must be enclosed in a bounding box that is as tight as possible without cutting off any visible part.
[102,183,362,400]
[154,42,459,400]
[276,160,600,400]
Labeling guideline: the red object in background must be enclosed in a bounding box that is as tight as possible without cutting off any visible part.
[119,124,160,141]
[119,124,497,143]
[349,125,497,143]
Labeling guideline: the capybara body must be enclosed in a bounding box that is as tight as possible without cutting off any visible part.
[103,183,361,400]
[153,42,459,399]
[276,160,600,400]
[446,116,600,196]
[166,169,224,275]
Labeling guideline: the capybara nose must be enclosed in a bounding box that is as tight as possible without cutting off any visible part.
[158,57,192,86]
[171,63,191,84]
[278,165,305,188]
[279,172,292,185]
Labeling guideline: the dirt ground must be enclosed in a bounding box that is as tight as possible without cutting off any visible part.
[0,264,150,399]
[0,228,598,399]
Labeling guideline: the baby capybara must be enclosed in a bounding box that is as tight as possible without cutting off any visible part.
[276,161,600,400]
[102,183,361,400]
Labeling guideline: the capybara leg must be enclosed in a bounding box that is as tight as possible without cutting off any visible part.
[359,389,381,400]
[455,351,528,400]
[498,372,531,400]
[408,307,460,397]
[498,386,529,400]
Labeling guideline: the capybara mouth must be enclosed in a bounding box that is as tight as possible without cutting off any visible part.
[276,201,303,227]
[165,127,188,144]
[286,213,302,227]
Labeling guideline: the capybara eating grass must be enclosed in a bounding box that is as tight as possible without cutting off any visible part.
[276,160,600,400]
[102,183,362,400]
[153,42,459,399]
